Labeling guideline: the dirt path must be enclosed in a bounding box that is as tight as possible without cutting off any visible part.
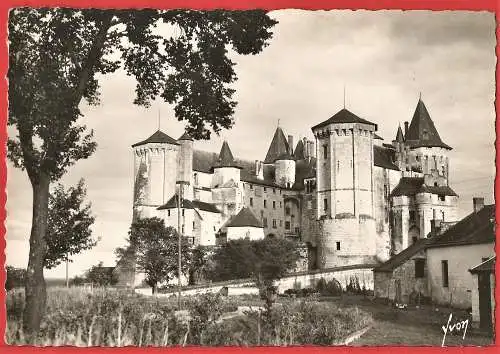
[322,295,493,346]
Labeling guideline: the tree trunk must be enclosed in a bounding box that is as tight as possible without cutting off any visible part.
[152,282,157,294]
[23,172,50,342]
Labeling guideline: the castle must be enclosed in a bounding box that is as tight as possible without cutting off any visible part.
[131,98,459,271]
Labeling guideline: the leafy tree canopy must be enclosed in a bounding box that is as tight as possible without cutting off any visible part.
[44,179,97,269]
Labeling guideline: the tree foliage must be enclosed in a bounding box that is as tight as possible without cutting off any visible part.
[5,266,27,292]
[120,217,192,293]
[85,261,118,287]
[44,179,97,269]
[211,237,300,286]
[8,7,276,338]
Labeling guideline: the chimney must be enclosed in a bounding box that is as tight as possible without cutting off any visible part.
[255,160,264,180]
[430,219,442,237]
[310,141,316,158]
[288,135,294,155]
[473,197,484,213]
[404,121,409,137]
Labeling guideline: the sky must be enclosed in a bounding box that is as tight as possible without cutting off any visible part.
[5,10,497,279]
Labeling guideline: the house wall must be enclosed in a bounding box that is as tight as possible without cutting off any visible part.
[226,226,265,241]
[427,243,495,308]
[198,210,221,246]
[470,272,495,326]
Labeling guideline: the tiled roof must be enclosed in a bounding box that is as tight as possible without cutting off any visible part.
[132,130,179,147]
[178,132,193,141]
[427,204,495,248]
[405,99,452,150]
[373,239,429,272]
[469,256,495,274]
[311,108,377,131]
[374,145,399,171]
[226,207,263,228]
[264,127,291,163]
[157,196,220,213]
[390,177,458,197]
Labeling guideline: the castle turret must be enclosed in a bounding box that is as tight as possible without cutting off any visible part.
[275,151,296,188]
[311,108,378,268]
[132,130,179,219]
[211,140,242,187]
[177,132,194,200]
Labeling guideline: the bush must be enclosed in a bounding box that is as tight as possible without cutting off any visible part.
[316,278,343,296]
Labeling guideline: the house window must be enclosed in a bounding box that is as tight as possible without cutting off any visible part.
[272,219,277,228]
[441,260,449,287]
[250,198,253,207]
[273,201,276,209]
[336,242,341,251]
[415,259,425,278]
[439,195,445,202]
[167,210,171,217]
[264,200,267,208]
[285,221,291,230]
[263,217,268,227]
[324,198,328,212]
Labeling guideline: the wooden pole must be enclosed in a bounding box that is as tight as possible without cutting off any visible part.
[177,185,182,308]
[65,252,69,288]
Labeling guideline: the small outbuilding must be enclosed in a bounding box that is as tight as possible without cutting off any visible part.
[469,256,495,332]
[225,207,265,241]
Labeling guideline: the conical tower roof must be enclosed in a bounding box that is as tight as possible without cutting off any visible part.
[264,127,290,163]
[226,207,263,228]
[405,99,451,150]
[293,140,306,160]
[212,140,241,169]
[132,130,179,148]
[311,108,377,131]
[395,125,404,143]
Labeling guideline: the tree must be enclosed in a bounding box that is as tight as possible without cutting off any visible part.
[85,261,118,287]
[44,179,97,269]
[211,237,299,287]
[8,8,277,338]
[119,217,192,293]
[188,245,214,285]
[5,266,27,292]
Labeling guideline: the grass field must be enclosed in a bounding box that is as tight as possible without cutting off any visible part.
[6,287,372,346]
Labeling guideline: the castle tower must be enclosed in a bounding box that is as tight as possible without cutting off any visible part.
[275,151,296,188]
[311,108,378,268]
[132,130,179,220]
[177,132,194,200]
[211,140,242,187]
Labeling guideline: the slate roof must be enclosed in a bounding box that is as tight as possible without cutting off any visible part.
[311,108,377,131]
[157,196,220,213]
[469,256,495,274]
[395,125,404,142]
[264,127,291,163]
[373,239,429,272]
[427,204,495,248]
[132,130,179,147]
[293,140,306,160]
[390,177,458,197]
[226,207,263,228]
[178,132,193,141]
[374,133,384,140]
[405,99,452,150]
[374,145,399,171]
[212,141,242,169]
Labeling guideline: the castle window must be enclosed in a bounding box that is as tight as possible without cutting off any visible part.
[273,201,276,209]
[280,220,283,227]
[264,200,267,208]
[263,217,268,227]
[250,197,253,207]
[337,160,340,172]
[285,221,291,230]
[182,224,185,234]
[280,201,282,208]
[409,210,416,223]
[168,210,171,217]
[336,242,341,251]
[272,219,277,228]
[264,187,267,193]
[193,221,195,230]
[441,260,449,287]
[182,209,185,217]
[273,188,276,194]
[285,207,291,215]
[324,198,328,212]
[415,259,425,278]
[323,144,328,159]
[194,173,198,185]
[250,184,253,190]
[412,236,417,244]
[434,182,438,187]
[442,210,445,221]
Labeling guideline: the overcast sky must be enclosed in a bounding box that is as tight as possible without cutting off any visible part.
[6,10,496,279]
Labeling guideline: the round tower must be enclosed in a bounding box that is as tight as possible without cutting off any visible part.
[132,130,179,219]
[275,152,296,188]
[311,108,378,268]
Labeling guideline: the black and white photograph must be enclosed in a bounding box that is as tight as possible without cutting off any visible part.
[4,6,496,347]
